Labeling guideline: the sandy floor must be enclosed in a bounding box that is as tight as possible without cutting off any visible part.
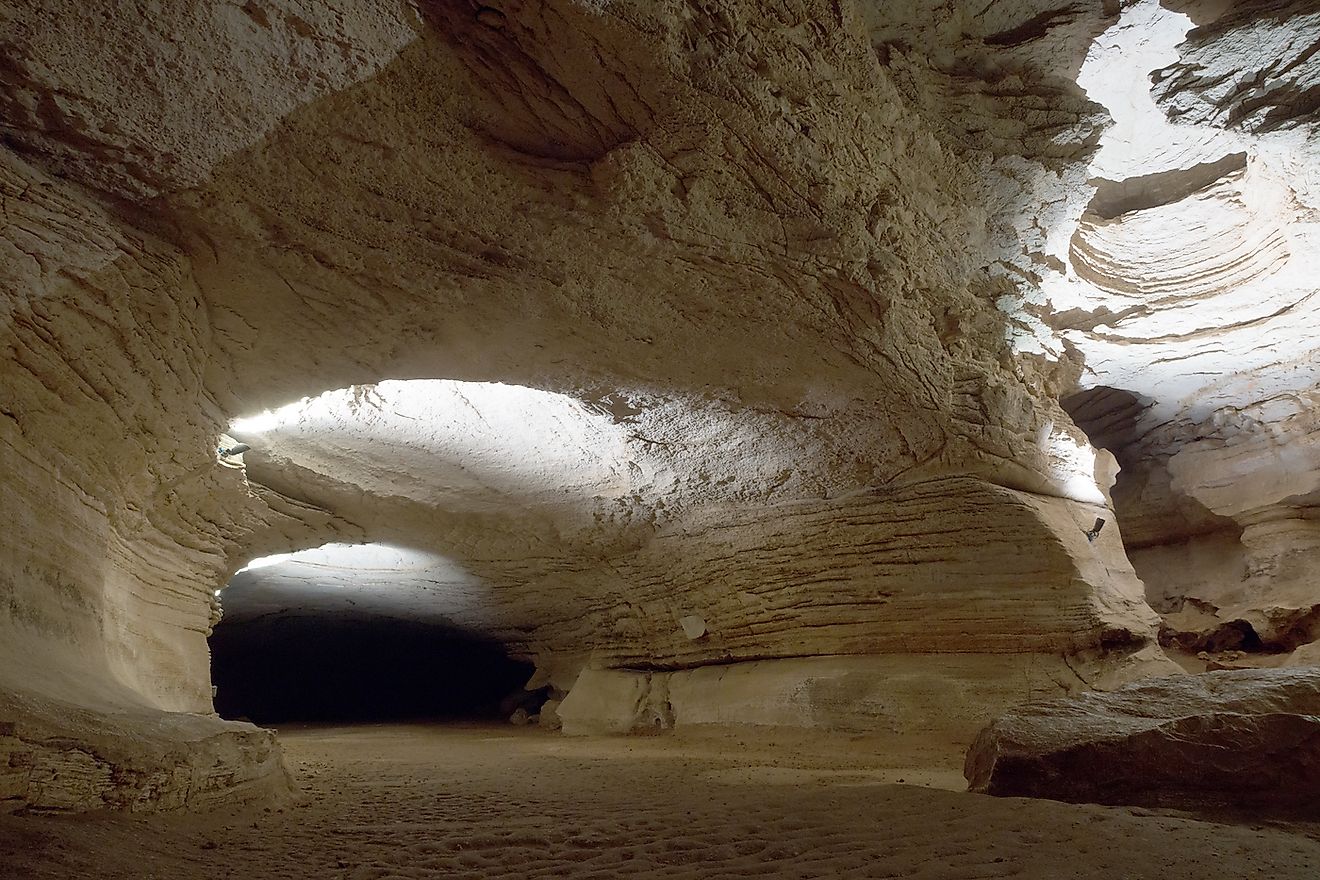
[3,723,1319,879]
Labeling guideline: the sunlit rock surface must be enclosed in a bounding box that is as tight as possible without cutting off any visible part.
[1042,0,1320,666]
[966,667,1320,814]
[221,381,1160,668]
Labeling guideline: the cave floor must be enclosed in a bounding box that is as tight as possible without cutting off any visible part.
[3,723,1319,879]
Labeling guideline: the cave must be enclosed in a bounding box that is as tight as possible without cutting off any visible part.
[210,612,533,724]
[210,543,535,725]
[3,0,1320,877]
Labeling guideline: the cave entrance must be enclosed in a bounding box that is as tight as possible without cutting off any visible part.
[213,378,615,725]
[210,544,533,725]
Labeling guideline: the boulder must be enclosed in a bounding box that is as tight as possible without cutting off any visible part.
[1,685,294,814]
[538,700,563,732]
[965,668,1320,814]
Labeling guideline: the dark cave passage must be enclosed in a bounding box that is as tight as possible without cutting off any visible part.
[210,612,534,725]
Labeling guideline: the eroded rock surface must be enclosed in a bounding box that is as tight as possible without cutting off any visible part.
[559,650,1169,742]
[1,0,1313,813]
[0,681,292,814]
[1042,0,1320,666]
[966,668,1320,813]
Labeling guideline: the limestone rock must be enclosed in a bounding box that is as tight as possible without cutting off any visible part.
[1038,0,1320,664]
[558,670,671,737]
[966,668,1320,813]
[1153,0,1320,135]
[560,650,1176,743]
[538,700,563,732]
[1,0,1276,814]
[0,684,293,814]
[228,439,1170,676]
[1287,642,1320,667]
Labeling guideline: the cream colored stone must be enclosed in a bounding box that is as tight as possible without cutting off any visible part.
[1039,0,1320,664]
[557,670,658,737]
[13,0,1314,818]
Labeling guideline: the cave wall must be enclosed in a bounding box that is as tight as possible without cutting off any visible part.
[0,151,332,812]
[1044,0,1320,666]
[0,0,1228,811]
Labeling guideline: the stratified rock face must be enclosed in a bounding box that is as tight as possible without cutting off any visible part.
[1,682,293,814]
[0,149,345,811]
[966,668,1320,813]
[222,382,1161,668]
[1042,0,1320,666]
[558,650,1171,743]
[0,0,1207,810]
[1153,0,1320,135]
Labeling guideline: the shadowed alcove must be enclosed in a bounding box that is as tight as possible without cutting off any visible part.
[210,612,532,724]
[211,543,535,725]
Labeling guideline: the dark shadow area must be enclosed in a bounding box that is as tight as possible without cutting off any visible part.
[1161,616,1265,654]
[1060,385,1150,453]
[210,612,533,724]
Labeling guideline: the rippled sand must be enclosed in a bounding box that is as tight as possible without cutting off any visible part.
[4,723,1319,879]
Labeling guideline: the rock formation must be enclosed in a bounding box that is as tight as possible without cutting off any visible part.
[966,667,1320,814]
[1043,0,1320,667]
[0,0,1315,813]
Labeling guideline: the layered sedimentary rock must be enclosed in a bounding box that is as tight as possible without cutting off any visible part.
[1,682,292,814]
[1041,0,1320,666]
[0,0,1261,812]
[0,148,325,809]
[966,668,1320,814]
[557,650,1170,743]
[225,382,1160,668]
[220,376,1176,741]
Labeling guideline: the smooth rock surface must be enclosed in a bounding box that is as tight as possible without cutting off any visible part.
[966,667,1320,812]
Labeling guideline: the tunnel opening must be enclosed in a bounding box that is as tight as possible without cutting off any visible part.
[211,543,537,725]
[210,611,534,725]
[209,377,623,728]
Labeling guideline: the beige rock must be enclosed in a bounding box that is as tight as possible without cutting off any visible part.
[966,668,1320,813]
[1286,641,1320,668]
[1042,0,1320,663]
[13,0,1313,816]
[538,700,564,732]
[0,682,292,814]
[560,650,1178,745]
[558,670,668,737]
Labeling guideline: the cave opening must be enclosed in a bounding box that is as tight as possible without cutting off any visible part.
[210,544,535,725]
[207,377,617,727]
[210,612,534,725]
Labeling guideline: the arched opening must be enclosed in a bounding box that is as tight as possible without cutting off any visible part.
[211,544,536,724]
[206,377,622,727]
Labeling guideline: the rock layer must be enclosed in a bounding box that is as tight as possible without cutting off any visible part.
[1042,0,1320,666]
[558,650,1170,742]
[966,668,1320,813]
[1,680,292,814]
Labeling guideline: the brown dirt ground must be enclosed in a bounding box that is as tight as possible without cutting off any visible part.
[2,723,1319,879]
